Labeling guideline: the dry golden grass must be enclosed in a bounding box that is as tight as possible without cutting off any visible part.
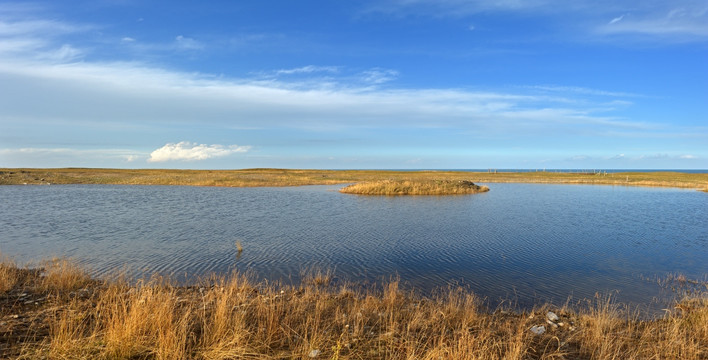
[340,180,490,195]
[0,256,706,359]
[38,257,94,296]
[0,255,18,294]
[2,168,707,191]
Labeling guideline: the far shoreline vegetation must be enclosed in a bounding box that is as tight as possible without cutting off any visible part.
[1,168,707,192]
[1,255,707,359]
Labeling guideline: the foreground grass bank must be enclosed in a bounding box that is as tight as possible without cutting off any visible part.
[340,180,490,195]
[1,256,707,359]
[1,168,707,190]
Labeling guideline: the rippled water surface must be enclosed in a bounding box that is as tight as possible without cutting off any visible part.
[1,184,706,308]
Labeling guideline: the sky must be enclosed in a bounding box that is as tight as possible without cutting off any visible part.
[0,0,706,169]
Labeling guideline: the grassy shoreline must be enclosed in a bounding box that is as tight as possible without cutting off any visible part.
[1,257,707,359]
[1,168,707,191]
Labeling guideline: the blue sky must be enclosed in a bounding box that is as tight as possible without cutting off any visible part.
[0,0,706,169]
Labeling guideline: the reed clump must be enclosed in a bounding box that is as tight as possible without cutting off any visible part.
[1,256,706,359]
[340,180,490,195]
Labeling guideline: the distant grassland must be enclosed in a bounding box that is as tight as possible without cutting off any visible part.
[1,168,707,191]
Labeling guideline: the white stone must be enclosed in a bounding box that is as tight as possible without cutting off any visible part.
[546,311,559,322]
[308,349,321,358]
[530,325,546,335]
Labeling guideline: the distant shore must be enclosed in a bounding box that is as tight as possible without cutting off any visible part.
[1,168,707,191]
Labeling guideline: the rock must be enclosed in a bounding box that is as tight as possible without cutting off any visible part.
[546,311,559,323]
[530,325,546,335]
[308,349,321,358]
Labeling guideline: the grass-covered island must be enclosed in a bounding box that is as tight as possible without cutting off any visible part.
[1,256,707,359]
[340,180,490,195]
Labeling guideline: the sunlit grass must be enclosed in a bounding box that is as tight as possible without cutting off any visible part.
[38,257,94,296]
[1,254,706,359]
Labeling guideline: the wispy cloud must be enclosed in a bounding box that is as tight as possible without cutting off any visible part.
[360,68,399,85]
[275,65,340,76]
[0,57,672,133]
[147,142,251,162]
[0,19,89,37]
[0,147,144,165]
[367,0,708,42]
[366,0,551,17]
[598,17,708,39]
[529,85,645,98]
[563,153,702,164]
[608,15,625,25]
[679,154,698,159]
[174,35,204,51]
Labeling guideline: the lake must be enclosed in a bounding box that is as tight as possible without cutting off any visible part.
[1,183,706,310]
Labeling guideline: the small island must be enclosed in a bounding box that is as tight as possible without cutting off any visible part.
[339,179,490,195]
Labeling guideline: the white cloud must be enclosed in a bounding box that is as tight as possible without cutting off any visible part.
[147,142,251,162]
[679,154,698,159]
[121,37,136,43]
